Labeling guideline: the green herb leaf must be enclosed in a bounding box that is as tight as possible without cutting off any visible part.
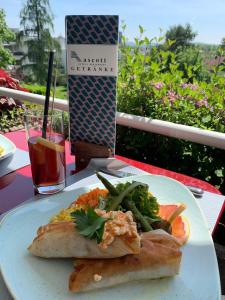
[71,208,108,244]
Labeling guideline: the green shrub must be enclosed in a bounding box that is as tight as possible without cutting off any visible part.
[175,46,210,82]
[0,108,25,133]
[52,110,69,138]
[21,84,67,99]
[22,102,69,138]
[116,27,225,193]
[22,84,46,95]
[116,127,225,193]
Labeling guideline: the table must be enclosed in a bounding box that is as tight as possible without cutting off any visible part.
[0,130,225,299]
[0,130,224,231]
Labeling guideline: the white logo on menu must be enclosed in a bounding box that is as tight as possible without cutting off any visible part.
[67,44,118,77]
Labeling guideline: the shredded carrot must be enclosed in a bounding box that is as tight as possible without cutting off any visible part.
[74,188,108,208]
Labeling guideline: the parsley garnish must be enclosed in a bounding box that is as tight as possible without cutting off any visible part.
[71,208,108,244]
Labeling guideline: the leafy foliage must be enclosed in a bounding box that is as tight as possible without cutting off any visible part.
[175,46,210,82]
[116,26,225,193]
[0,69,28,133]
[0,108,25,133]
[0,9,15,68]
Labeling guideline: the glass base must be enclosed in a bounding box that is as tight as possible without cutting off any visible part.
[34,182,65,195]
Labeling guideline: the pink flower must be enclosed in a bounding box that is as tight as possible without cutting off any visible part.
[181,83,198,90]
[153,82,164,90]
[181,83,188,89]
[167,90,177,103]
[195,99,209,108]
[189,84,198,90]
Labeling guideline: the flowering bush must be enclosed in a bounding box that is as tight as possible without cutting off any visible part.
[0,69,28,110]
[0,69,28,132]
[116,29,225,192]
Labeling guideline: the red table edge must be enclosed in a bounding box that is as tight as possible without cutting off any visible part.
[4,130,223,195]
[3,130,223,194]
[115,155,222,195]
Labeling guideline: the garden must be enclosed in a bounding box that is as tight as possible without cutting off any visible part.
[116,27,225,194]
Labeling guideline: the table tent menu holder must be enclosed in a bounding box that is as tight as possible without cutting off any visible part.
[66,15,119,171]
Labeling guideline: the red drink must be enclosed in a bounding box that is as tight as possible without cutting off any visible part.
[28,135,65,190]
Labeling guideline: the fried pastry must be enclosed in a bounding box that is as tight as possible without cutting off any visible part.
[28,211,141,258]
[69,229,182,292]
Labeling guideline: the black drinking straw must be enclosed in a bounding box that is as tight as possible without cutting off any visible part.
[42,50,54,139]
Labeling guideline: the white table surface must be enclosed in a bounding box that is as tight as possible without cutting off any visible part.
[0,159,224,299]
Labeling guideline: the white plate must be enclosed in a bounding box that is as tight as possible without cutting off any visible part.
[0,175,221,300]
[0,134,16,161]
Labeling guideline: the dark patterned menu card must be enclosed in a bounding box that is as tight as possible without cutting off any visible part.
[66,15,119,155]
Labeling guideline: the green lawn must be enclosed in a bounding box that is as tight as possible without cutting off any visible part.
[21,84,68,100]
[55,86,67,99]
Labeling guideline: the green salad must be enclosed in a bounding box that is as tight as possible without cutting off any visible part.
[96,172,170,232]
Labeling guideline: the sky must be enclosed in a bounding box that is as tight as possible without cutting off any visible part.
[1,0,225,44]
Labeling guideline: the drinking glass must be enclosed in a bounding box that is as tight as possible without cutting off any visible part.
[25,112,66,194]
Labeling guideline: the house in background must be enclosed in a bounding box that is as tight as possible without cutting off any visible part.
[4,28,30,80]
[4,28,67,81]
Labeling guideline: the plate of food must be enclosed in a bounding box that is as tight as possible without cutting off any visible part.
[0,174,221,300]
[0,134,16,161]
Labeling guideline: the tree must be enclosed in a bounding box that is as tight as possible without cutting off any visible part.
[0,9,15,68]
[19,0,60,84]
[165,24,197,51]
[20,0,53,40]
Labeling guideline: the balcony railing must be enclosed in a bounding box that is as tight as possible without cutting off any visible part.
[1,86,225,150]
